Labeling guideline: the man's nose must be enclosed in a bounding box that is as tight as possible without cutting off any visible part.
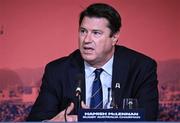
[84,33,92,43]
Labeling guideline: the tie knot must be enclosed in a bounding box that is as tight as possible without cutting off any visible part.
[94,68,103,78]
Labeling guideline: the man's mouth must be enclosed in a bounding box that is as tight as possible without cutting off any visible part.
[83,46,94,53]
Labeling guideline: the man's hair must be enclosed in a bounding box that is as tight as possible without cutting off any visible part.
[79,3,121,37]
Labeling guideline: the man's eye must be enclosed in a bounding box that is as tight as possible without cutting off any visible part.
[80,30,84,33]
[94,32,99,34]
[93,31,102,36]
[80,29,86,34]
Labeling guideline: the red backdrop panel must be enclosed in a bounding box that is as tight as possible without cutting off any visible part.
[0,0,179,121]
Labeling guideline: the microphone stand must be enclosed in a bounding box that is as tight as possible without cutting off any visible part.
[75,88,81,114]
[76,90,81,109]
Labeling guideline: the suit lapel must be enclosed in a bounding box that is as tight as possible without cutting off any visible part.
[68,50,86,103]
[112,46,129,108]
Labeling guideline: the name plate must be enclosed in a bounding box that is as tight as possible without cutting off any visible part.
[78,109,144,122]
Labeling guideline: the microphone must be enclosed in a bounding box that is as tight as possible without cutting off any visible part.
[75,74,83,96]
[75,74,83,111]
[110,88,118,109]
[104,88,111,109]
[108,88,111,103]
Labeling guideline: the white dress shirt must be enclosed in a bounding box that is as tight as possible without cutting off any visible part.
[84,56,114,109]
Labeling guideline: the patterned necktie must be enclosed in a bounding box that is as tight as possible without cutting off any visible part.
[90,68,103,109]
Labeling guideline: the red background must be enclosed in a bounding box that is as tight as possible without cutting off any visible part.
[0,0,180,121]
[0,0,179,69]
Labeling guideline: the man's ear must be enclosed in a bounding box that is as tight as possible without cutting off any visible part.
[111,31,120,45]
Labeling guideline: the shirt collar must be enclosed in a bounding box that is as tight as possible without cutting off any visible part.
[84,56,114,77]
[102,55,113,76]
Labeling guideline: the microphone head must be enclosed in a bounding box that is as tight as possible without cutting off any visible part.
[76,87,81,93]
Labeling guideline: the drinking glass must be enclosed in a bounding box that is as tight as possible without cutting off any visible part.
[123,98,138,109]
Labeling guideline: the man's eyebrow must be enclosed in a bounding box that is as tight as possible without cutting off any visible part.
[92,29,102,31]
[91,29,103,33]
[79,27,86,30]
[79,27,103,32]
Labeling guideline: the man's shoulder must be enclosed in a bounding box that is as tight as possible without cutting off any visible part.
[115,45,157,65]
[45,49,82,70]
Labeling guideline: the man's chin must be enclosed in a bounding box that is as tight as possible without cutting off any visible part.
[82,56,95,63]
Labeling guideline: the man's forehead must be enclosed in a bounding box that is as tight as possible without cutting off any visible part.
[80,17,110,30]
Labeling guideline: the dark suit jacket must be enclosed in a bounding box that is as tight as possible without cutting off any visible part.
[27,45,159,121]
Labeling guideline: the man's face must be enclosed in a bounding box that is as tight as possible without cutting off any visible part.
[79,17,118,68]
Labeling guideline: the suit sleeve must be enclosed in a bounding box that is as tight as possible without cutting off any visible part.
[135,59,159,121]
[26,64,64,121]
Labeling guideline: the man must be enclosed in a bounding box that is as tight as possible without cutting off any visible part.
[27,3,158,121]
